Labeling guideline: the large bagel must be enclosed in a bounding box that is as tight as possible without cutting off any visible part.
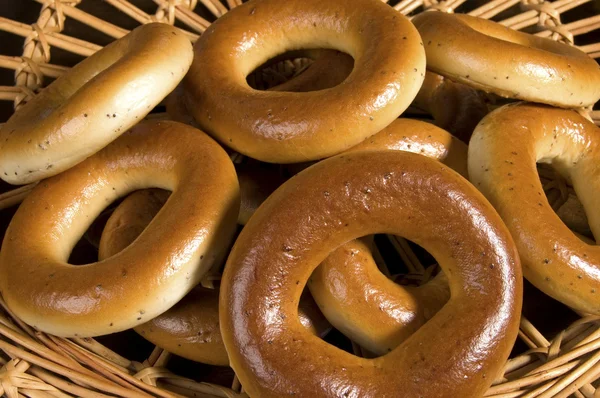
[184,0,425,163]
[469,102,600,315]
[221,151,522,397]
[412,12,600,108]
[0,23,193,185]
[0,121,239,337]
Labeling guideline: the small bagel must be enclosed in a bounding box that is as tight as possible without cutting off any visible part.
[0,121,239,337]
[0,23,193,185]
[346,118,468,178]
[184,0,425,163]
[308,119,465,354]
[412,12,600,108]
[221,151,522,397]
[99,188,329,365]
[309,239,449,355]
[285,118,469,177]
[469,102,600,315]
[412,71,489,142]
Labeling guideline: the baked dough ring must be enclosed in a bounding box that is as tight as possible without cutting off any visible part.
[412,12,600,108]
[0,23,193,185]
[184,0,425,163]
[309,239,449,355]
[346,118,468,178]
[99,189,329,365]
[0,121,239,337]
[469,102,600,315]
[221,151,522,397]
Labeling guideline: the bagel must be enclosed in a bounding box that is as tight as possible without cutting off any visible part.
[309,239,449,355]
[469,102,600,315]
[285,117,469,177]
[346,118,468,178]
[412,12,600,108]
[184,0,425,163]
[221,151,522,397]
[0,121,239,337]
[99,187,329,365]
[0,23,193,185]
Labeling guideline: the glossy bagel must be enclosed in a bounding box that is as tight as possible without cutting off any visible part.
[0,121,239,337]
[412,12,600,108]
[309,239,449,355]
[0,23,193,185]
[346,118,468,178]
[469,102,600,315]
[184,0,425,163]
[221,151,522,397]
[412,71,488,142]
[99,188,329,365]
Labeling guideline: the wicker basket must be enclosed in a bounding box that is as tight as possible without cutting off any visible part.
[0,0,599,397]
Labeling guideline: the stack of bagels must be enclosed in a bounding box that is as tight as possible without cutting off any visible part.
[0,0,599,396]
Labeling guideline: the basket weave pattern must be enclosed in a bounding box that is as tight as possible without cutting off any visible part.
[0,0,599,397]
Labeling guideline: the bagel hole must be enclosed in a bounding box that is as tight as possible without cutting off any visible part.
[68,198,125,265]
[246,49,354,92]
[536,163,594,242]
[66,189,173,265]
[375,235,441,283]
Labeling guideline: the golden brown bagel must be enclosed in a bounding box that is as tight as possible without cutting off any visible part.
[285,118,469,177]
[0,121,239,337]
[0,23,193,185]
[309,239,449,355]
[184,0,425,163]
[469,102,600,315]
[412,71,489,142]
[99,188,329,365]
[346,118,468,178]
[412,12,600,108]
[221,151,522,397]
